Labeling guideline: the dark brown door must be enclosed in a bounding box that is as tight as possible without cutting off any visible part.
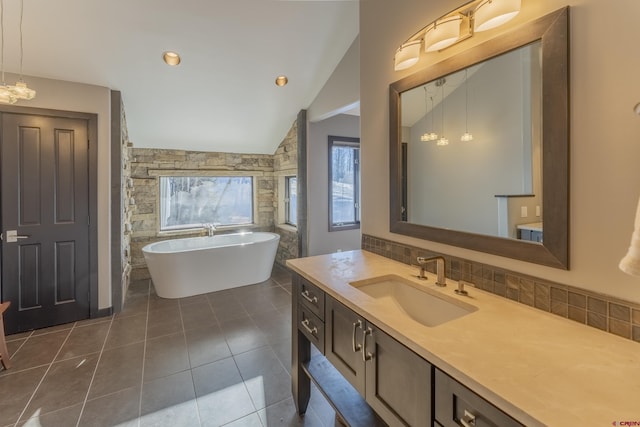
[1,113,91,333]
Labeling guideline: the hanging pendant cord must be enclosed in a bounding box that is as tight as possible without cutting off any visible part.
[465,69,469,133]
[19,0,24,80]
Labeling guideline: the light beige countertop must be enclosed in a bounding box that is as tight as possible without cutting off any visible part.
[287,250,640,427]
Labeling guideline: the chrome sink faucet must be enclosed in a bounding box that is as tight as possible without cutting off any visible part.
[416,256,446,287]
[203,223,216,237]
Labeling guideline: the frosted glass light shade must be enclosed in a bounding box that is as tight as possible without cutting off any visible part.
[394,40,421,71]
[437,137,449,146]
[9,81,36,100]
[461,132,474,141]
[421,132,438,141]
[0,86,17,104]
[425,17,461,52]
[474,0,521,32]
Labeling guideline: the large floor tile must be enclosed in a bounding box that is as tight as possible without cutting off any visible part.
[251,309,291,343]
[116,294,149,319]
[271,338,292,372]
[18,403,82,427]
[181,301,218,332]
[192,358,255,427]
[2,330,69,374]
[105,313,147,349]
[146,306,183,339]
[89,342,144,399]
[30,322,75,337]
[185,325,231,368]
[56,322,111,361]
[219,317,268,355]
[80,386,141,427]
[213,299,249,323]
[144,332,189,381]
[257,397,324,427]
[140,370,199,427]
[234,346,291,410]
[147,293,180,313]
[204,412,262,427]
[22,353,99,419]
[5,331,33,342]
[0,366,47,425]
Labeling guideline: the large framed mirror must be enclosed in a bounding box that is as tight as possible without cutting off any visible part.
[389,7,568,269]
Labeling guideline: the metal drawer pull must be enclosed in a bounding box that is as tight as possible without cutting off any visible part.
[460,410,476,427]
[301,318,318,336]
[301,289,318,305]
[352,319,363,352]
[362,327,373,362]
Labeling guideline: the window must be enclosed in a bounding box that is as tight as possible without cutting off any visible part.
[329,136,360,231]
[159,176,253,231]
[285,176,297,226]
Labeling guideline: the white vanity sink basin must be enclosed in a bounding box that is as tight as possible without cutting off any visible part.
[349,275,476,327]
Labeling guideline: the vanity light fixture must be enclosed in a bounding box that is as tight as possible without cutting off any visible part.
[424,14,470,53]
[163,51,181,66]
[474,0,521,32]
[394,40,421,71]
[393,0,522,71]
[420,86,438,141]
[461,69,473,141]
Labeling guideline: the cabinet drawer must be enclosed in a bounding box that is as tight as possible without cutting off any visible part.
[298,305,325,353]
[435,369,523,427]
[299,277,325,320]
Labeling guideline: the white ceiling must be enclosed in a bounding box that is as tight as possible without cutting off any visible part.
[5,0,359,154]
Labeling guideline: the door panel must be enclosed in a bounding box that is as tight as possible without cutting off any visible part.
[2,113,91,333]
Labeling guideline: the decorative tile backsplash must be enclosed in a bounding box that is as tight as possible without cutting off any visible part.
[362,234,640,344]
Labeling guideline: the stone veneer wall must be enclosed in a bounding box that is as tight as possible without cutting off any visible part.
[129,149,276,281]
[362,234,640,344]
[120,105,133,294]
[273,120,299,265]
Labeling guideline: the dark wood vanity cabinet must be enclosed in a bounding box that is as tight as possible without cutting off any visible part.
[292,273,520,427]
[435,369,523,427]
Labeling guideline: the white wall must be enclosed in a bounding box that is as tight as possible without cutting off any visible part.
[308,114,361,255]
[8,73,112,309]
[308,36,360,122]
[360,0,640,303]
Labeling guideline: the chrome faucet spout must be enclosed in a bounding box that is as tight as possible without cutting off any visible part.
[203,223,216,237]
[416,256,447,287]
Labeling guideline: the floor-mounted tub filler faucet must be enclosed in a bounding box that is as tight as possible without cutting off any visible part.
[203,223,216,237]
[416,256,447,287]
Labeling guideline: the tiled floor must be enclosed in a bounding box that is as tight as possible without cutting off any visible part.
[0,266,337,427]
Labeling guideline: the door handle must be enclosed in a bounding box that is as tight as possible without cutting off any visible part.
[362,327,373,362]
[6,230,30,243]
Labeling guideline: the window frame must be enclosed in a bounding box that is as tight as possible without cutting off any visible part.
[157,173,255,233]
[328,135,361,232]
[284,175,297,227]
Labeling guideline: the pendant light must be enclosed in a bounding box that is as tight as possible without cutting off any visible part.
[420,86,437,141]
[0,0,16,104]
[461,69,473,141]
[437,79,448,146]
[8,0,35,100]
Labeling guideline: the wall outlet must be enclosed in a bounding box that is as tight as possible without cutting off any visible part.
[536,205,541,217]
[521,206,528,218]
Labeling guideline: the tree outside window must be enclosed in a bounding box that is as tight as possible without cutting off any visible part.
[159,176,253,231]
[329,136,360,231]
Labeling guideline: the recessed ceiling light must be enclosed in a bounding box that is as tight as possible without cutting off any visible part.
[275,76,288,87]
[163,51,181,66]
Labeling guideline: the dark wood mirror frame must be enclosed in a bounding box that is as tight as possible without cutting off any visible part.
[389,7,569,269]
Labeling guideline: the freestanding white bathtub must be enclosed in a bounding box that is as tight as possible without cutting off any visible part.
[142,232,280,299]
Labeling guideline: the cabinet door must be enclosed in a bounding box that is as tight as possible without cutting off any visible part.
[365,324,432,427]
[325,297,366,395]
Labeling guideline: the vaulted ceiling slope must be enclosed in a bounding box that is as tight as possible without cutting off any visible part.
[8,0,359,154]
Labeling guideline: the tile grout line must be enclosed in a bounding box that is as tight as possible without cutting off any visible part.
[74,316,116,427]
[177,296,203,427]
[12,322,77,426]
[136,280,151,427]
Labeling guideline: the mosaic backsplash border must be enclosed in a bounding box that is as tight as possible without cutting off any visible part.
[362,234,640,344]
